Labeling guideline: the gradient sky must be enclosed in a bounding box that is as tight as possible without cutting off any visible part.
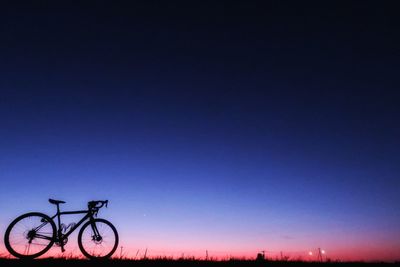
[0,1,399,262]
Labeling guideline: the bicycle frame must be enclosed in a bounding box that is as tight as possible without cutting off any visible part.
[52,210,97,240]
[34,207,99,243]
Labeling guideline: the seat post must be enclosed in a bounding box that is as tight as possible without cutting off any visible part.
[56,204,62,231]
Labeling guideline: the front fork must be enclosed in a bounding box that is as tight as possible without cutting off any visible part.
[90,217,101,241]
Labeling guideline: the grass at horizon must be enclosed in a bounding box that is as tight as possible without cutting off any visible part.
[0,257,399,267]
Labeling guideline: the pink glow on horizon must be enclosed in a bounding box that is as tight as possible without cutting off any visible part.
[1,218,399,262]
[1,239,399,262]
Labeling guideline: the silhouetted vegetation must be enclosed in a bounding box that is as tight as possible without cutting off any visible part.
[0,258,398,267]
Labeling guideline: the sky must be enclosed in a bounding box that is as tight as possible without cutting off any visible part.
[0,1,399,262]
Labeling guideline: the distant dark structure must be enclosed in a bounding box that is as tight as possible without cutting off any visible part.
[317,248,324,262]
[256,251,266,261]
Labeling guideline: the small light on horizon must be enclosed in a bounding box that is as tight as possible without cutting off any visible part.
[321,250,326,254]
[308,251,313,256]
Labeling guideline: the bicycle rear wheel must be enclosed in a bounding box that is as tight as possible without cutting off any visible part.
[78,218,118,259]
[4,212,56,259]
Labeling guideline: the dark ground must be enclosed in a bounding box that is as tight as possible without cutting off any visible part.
[0,259,398,267]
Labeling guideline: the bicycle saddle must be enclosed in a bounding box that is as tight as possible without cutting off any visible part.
[49,198,66,205]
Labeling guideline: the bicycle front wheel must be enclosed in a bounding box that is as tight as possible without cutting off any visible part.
[78,218,119,259]
[4,212,56,259]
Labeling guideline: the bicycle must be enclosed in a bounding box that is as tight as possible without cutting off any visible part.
[4,199,119,259]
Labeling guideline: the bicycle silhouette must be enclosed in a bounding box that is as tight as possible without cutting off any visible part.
[4,199,119,259]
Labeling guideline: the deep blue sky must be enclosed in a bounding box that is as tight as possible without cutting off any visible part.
[0,1,399,261]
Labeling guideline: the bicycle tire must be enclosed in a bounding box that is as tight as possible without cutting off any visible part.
[78,218,119,259]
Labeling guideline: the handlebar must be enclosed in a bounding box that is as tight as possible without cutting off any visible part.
[88,200,108,210]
